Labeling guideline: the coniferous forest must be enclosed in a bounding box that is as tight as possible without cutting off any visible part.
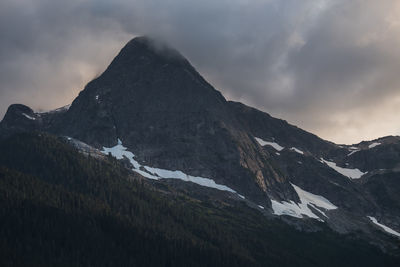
[0,133,399,266]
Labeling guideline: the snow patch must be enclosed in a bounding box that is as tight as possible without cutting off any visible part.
[321,158,366,179]
[271,183,337,221]
[271,199,305,219]
[255,137,284,151]
[367,216,400,238]
[62,104,71,111]
[101,139,239,194]
[290,147,304,155]
[102,139,141,169]
[258,205,265,209]
[347,150,360,156]
[293,184,337,216]
[65,136,105,159]
[368,142,381,149]
[22,113,35,120]
[36,104,71,114]
[143,166,236,192]
[276,152,280,156]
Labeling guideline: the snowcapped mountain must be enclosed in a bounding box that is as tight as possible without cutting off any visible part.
[1,36,400,258]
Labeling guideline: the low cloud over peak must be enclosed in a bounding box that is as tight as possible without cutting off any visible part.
[1,0,399,144]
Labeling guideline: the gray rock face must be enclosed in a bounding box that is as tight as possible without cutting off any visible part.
[1,36,400,248]
[228,101,337,156]
[0,104,38,136]
[23,37,297,205]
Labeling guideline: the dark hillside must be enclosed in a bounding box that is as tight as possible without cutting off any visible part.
[0,133,398,266]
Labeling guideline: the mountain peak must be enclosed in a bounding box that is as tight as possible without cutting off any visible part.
[113,36,188,67]
[82,35,225,105]
[56,35,228,146]
[127,36,178,53]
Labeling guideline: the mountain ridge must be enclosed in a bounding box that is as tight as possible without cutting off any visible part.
[1,36,400,254]
[2,132,399,266]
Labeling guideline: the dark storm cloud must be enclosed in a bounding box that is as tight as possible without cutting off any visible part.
[0,0,130,112]
[1,0,400,143]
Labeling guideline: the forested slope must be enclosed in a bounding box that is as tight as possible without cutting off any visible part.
[0,133,398,266]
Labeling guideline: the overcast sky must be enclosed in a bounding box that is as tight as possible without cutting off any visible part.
[1,0,400,144]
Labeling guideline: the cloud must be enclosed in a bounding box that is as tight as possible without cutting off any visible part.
[0,0,131,111]
[0,0,399,144]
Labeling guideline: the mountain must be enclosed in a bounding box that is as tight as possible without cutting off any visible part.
[2,132,398,266]
[1,37,296,205]
[1,36,399,265]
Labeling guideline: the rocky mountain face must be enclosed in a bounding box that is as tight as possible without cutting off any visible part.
[1,36,400,252]
[230,100,400,237]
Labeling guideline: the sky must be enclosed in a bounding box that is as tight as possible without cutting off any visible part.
[1,0,400,144]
